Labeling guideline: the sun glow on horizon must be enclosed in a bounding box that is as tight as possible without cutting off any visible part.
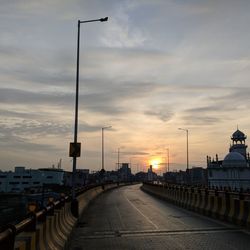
[150,158,161,170]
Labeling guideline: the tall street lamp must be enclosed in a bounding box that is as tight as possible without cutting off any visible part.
[129,157,136,174]
[70,17,108,217]
[178,128,189,171]
[102,126,112,171]
[166,148,170,172]
[117,148,120,170]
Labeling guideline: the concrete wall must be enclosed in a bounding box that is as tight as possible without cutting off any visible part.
[0,182,126,250]
[141,182,250,228]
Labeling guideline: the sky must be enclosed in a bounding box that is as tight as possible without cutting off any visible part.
[1,0,250,173]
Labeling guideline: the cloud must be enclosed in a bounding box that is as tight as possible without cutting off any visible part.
[0,110,104,138]
[78,122,103,133]
[0,109,41,119]
[120,151,149,156]
[1,0,250,170]
[0,119,71,139]
[0,71,161,115]
[0,88,72,106]
[101,2,146,48]
[144,109,174,122]
[179,85,250,126]
[182,115,221,126]
[0,132,59,153]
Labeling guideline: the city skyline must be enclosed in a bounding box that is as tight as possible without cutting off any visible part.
[1,0,250,172]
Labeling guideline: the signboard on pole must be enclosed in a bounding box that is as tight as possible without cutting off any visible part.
[69,142,81,157]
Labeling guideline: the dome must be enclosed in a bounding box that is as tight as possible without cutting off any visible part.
[222,151,247,167]
[231,129,246,141]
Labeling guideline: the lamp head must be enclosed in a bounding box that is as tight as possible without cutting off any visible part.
[102,125,112,130]
[100,17,108,22]
[178,128,188,132]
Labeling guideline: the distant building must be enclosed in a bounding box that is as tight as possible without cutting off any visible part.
[163,171,178,183]
[207,129,250,191]
[104,170,119,182]
[134,165,158,182]
[147,165,157,182]
[135,171,148,182]
[86,164,133,184]
[175,170,188,184]
[64,169,89,187]
[0,166,64,193]
[189,167,207,186]
[164,170,187,185]
[163,167,207,186]
[118,163,132,181]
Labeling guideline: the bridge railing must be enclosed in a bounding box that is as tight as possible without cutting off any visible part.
[0,181,128,250]
[142,182,250,228]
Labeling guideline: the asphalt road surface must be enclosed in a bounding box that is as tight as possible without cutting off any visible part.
[69,184,250,250]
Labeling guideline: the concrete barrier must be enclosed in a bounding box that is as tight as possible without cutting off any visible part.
[181,188,188,208]
[175,187,182,206]
[204,191,215,217]
[199,189,208,214]
[15,231,36,250]
[141,182,250,228]
[211,194,220,219]
[227,198,236,223]
[246,200,250,228]
[189,189,197,210]
[237,199,247,226]
[218,192,227,220]
[14,240,26,250]
[36,223,46,250]
[0,182,134,250]
[194,189,201,212]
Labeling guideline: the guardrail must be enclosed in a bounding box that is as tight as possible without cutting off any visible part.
[141,182,250,228]
[0,181,127,250]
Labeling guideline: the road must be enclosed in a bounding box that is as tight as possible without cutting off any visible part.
[69,184,250,250]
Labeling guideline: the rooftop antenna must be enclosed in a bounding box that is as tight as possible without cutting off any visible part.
[57,159,62,169]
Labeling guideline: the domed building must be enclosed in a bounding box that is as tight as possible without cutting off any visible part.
[207,129,250,191]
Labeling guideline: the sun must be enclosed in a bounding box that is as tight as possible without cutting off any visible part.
[150,158,161,170]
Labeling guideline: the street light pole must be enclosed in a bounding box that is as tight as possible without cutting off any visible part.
[71,17,108,218]
[102,126,112,171]
[178,128,189,171]
[117,148,120,170]
[166,148,170,172]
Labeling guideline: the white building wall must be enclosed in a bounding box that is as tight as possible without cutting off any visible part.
[208,167,250,190]
[0,167,64,193]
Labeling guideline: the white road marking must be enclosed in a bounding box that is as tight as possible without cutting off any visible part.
[124,195,159,229]
[115,205,125,229]
[78,227,242,239]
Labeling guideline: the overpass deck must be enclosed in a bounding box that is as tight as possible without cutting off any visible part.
[69,184,250,250]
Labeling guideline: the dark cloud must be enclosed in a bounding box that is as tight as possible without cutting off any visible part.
[144,109,174,122]
[0,88,72,106]
[0,114,102,138]
[78,122,104,133]
[182,104,223,126]
[0,120,71,138]
[0,78,159,115]
[0,109,41,119]
[181,86,250,126]
[119,151,149,156]
[0,47,74,88]
[211,87,250,104]
[0,133,59,153]
[185,106,220,114]
[182,115,221,125]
